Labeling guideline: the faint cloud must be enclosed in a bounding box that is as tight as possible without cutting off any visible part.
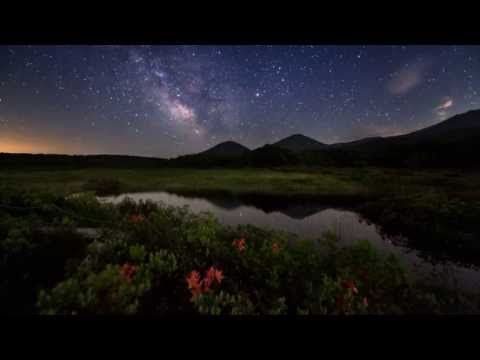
[434,97,454,119]
[435,97,453,111]
[387,61,429,95]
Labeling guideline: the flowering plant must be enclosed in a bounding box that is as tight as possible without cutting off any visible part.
[186,266,224,300]
[232,238,247,252]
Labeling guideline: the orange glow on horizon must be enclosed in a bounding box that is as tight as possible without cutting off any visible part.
[0,138,63,154]
[0,135,108,155]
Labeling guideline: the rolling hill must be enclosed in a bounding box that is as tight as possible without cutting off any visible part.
[271,134,326,152]
[199,141,251,157]
[171,141,251,167]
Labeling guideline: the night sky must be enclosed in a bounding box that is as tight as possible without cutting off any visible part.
[1,45,479,158]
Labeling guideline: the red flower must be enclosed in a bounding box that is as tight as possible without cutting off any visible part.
[129,214,145,223]
[202,272,213,292]
[186,267,224,300]
[232,238,247,252]
[341,280,358,294]
[213,269,224,284]
[186,270,201,289]
[186,271,202,299]
[206,266,224,285]
[271,243,280,254]
[120,263,137,282]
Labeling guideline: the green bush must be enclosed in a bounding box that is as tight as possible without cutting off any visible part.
[35,198,478,315]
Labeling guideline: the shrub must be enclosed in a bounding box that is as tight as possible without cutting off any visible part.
[2,188,477,315]
[36,199,478,315]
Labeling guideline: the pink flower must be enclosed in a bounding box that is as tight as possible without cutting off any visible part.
[363,297,368,307]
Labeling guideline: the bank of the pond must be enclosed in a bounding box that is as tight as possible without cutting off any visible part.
[2,189,480,314]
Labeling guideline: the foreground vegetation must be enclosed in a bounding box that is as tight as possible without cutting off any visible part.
[1,188,479,314]
[2,166,480,265]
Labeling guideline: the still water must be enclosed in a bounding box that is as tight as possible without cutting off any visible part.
[100,191,480,291]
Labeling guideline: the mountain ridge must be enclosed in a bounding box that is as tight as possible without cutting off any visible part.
[2,109,480,168]
[192,108,480,156]
[271,133,326,153]
[199,140,251,157]
[172,108,480,168]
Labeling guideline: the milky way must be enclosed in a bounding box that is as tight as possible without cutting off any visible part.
[0,45,479,157]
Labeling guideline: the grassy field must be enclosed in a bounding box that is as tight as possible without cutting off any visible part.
[0,168,367,198]
[2,166,480,201]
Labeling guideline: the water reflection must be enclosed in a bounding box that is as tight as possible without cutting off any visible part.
[100,191,480,291]
[102,191,373,242]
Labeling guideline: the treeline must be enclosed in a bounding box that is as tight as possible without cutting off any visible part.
[0,153,167,169]
[171,141,480,169]
[1,138,479,170]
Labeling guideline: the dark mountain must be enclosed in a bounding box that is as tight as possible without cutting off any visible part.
[272,134,326,153]
[343,109,480,150]
[320,109,480,167]
[248,144,301,167]
[328,136,383,149]
[327,109,480,152]
[401,109,480,142]
[171,141,251,167]
[200,141,251,157]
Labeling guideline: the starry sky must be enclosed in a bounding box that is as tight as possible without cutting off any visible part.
[0,45,479,158]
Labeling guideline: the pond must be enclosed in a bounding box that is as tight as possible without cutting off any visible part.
[100,191,480,292]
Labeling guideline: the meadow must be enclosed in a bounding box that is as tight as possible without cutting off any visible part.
[2,166,480,314]
[3,166,480,200]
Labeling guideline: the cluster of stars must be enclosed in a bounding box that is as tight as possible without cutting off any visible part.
[0,45,479,156]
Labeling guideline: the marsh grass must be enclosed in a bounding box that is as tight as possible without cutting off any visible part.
[1,168,368,198]
[5,166,479,198]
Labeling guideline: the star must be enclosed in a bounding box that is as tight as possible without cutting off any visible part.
[0,44,478,158]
